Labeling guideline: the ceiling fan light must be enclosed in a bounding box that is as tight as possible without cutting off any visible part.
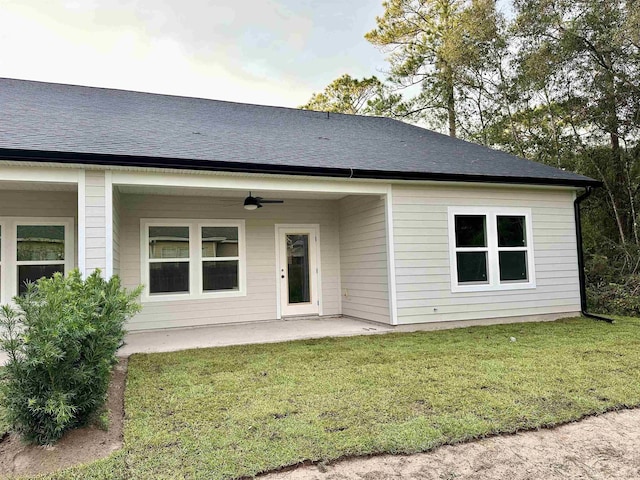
[244,195,259,210]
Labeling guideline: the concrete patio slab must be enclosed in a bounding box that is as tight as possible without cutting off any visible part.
[118,316,393,357]
[0,313,580,365]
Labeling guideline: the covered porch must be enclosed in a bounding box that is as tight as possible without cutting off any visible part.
[111,170,398,331]
[0,165,397,333]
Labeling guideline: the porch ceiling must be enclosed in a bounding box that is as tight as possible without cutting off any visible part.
[116,184,357,200]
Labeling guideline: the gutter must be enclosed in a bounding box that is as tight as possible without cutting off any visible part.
[0,148,602,189]
[574,187,614,323]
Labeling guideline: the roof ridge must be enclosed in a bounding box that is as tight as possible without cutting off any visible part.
[0,77,390,121]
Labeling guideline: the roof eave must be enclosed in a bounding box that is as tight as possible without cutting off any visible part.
[0,148,603,189]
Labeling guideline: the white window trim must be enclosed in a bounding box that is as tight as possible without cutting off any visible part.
[447,207,536,293]
[0,217,75,303]
[140,219,246,303]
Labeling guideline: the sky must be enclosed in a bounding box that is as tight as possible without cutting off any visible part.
[0,0,391,107]
[0,0,513,108]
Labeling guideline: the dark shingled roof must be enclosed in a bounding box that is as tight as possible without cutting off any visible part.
[0,78,598,187]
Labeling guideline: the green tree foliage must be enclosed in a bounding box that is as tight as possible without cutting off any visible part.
[300,74,403,116]
[512,0,640,242]
[0,270,142,444]
[505,1,639,313]
[365,0,505,137]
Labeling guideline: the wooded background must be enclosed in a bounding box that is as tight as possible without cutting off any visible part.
[302,0,640,315]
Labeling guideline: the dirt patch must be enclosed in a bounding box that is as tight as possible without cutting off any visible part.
[0,358,127,478]
[261,408,640,480]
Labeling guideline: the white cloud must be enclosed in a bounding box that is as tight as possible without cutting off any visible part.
[0,0,386,106]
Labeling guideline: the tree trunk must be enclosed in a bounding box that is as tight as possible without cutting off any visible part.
[592,160,628,246]
[569,119,628,246]
[542,87,562,167]
[602,51,629,243]
[444,64,456,137]
[625,158,639,245]
[496,62,526,157]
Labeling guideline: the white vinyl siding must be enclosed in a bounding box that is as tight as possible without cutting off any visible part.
[84,170,107,273]
[392,184,580,324]
[0,190,76,220]
[119,193,341,331]
[339,195,390,324]
[112,186,122,277]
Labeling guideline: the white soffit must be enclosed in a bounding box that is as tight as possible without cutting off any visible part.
[116,184,351,200]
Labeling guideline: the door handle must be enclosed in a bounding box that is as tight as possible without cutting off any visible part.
[281,275,285,279]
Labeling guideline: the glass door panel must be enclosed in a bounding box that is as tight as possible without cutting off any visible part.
[286,234,310,304]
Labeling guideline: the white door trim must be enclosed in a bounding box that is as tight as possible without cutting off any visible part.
[275,224,322,318]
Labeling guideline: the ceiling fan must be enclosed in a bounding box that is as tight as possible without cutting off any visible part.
[243,192,284,210]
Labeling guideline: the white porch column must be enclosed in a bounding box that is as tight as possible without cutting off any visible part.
[77,169,111,277]
[384,186,399,326]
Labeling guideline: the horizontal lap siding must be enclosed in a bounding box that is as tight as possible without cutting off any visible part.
[84,171,106,273]
[339,195,390,324]
[120,194,341,330]
[392,184,580,324]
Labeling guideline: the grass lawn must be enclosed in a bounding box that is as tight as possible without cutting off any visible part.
[15,316,640,479]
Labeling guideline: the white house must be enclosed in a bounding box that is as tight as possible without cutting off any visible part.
[0,78,600,331]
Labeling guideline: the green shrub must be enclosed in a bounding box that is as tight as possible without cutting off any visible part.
[586,247,640,316]
[0,270,142,445]
[588,275,640,316]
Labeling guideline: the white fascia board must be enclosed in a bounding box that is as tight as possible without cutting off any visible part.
[0,161,584,192]
[389,178,583,192]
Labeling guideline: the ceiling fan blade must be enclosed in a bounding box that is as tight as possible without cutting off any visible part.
[244,193,283,209]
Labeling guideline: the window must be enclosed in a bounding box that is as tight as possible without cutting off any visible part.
[16,225,67,295]
[497,216,528,282]
[141,219,246,301]
[454,215,488,284]
[448,208,535,292]
[0,218,74,303]
[148,226,190,295]
[202,226,239,292]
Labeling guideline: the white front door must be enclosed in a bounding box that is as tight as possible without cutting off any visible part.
[277,225,319,317]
